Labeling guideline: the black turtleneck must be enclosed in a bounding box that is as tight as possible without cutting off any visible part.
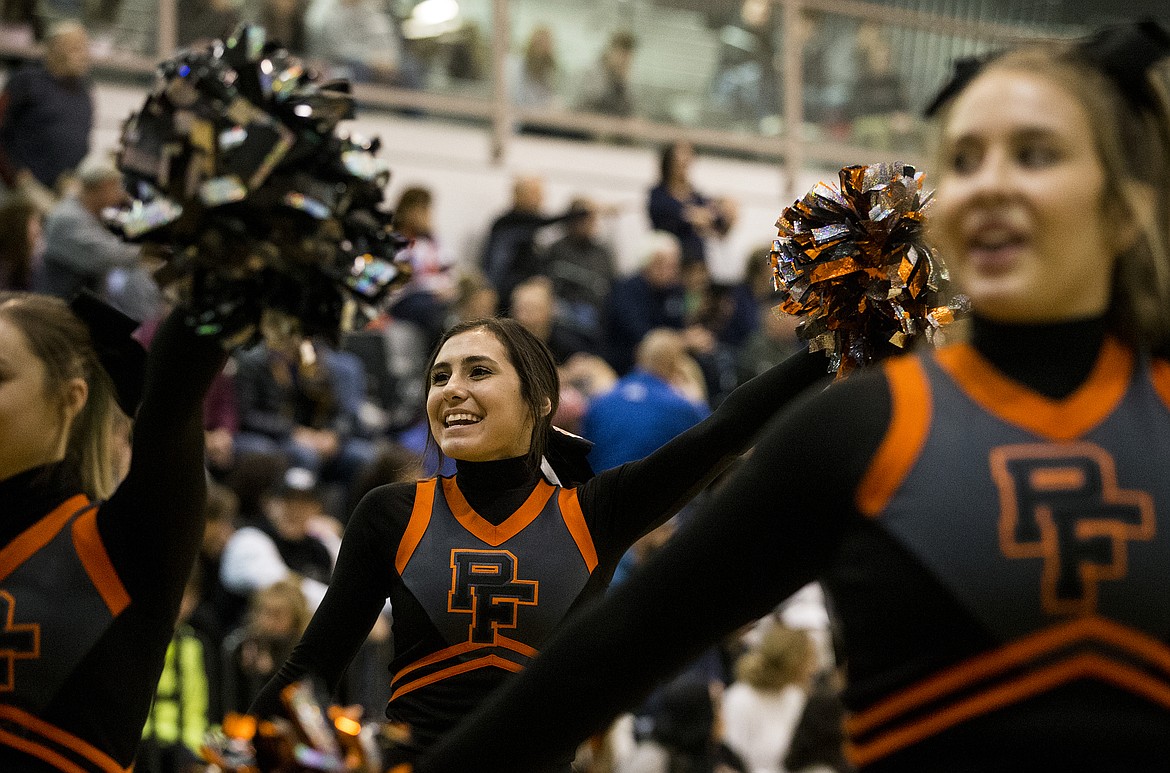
[970,315,1107,399]
[414,318,1134,773]
[0,307,229,769]
[250,346,830,744]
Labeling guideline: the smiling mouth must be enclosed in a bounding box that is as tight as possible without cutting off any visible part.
[444,413,482,428]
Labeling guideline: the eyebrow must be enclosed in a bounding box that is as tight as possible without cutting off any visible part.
[430,354,498,371]
[946,124,1065,146]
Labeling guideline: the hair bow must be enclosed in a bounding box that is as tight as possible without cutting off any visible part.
[69,291,148,417]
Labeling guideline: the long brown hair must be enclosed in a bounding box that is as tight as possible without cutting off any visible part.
[931,44,1170,350]
[424,317,559,471]
[0,292,122,498]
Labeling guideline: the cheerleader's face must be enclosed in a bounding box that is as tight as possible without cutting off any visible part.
[929,69,1117,323]
[427,329,541,462]
[0,318,86,481]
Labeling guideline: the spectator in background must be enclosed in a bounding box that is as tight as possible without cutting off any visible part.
[543,195,616,345]
[648,141,732,269]
[737,305,801,385]
[178,0,241,48]
[481,174,584,309]
[619,675,749,773]
[450,269,499,325]
[390,185,458,348]
[222,579,311,714]
[0,194,42,290]
[259,0,308,54]
[0,19,91,204]
[35,161,157,319]
[603,231,687,374]
[577,30,638,118]
[722,625,816,773]
[510,275,596,364]
[511,24,561,111]
[138,566,218,773]
[304,0,412,86]
[849,22,916,152]
[709,0,781,128]
[233,311,376,484]
[584,328,709,473]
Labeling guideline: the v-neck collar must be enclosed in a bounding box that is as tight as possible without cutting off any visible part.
[934,336,1133,441]
[441,476,555,547]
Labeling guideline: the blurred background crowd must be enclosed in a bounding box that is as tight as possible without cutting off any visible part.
[0,0,1164,771]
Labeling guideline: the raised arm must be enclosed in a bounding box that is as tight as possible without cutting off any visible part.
[98,307,229,610]
[414,369,893,772]
[582,346,829,554]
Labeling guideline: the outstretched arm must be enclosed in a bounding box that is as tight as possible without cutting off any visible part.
[583,347,829,555]
[414,369,892,773]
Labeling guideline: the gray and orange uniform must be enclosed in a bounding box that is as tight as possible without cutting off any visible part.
[391,476,596,703]
[249,348,828,757]
[414,316,1170,773]
[0,311,228,772]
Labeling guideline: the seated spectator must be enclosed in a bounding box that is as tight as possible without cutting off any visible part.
[737,305,800,385]
[619,675,749,773]
[584,328,709,473]
[576,30,638,118]
[510,275,597,364]
[722,625,816,773]
[233,311,377,484]
[542,196,616,343]
[389,185,458,348]
[449,269,499,325]
[782,669,852,773]
[138,566,219,773]
[191,482,242,651]
[259,0,308,54]
[304,0,413,86]
[221,579,311,714]
[35,161,155,317]
[179,0,241,47]
[603,231,687,374]
[0,193,42,290]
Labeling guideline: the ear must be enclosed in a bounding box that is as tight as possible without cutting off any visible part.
[539,396,553,418]
[1113,179,1155,256]
[63,376,88,423]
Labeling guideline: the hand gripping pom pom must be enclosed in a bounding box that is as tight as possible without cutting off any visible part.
[770,162,968,377]
[109,24,412,342]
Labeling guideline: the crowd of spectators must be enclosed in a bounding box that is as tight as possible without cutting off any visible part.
[0,15,848,772]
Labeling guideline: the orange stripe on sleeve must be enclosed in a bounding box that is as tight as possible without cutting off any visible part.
[70,508,130,617]
[557,489,598,573]
[0,495,89,583]
[855,355,931,518]
[395,479,437,576]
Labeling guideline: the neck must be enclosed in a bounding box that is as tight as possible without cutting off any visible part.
[453,456,540,526]
[969,314,1109,399]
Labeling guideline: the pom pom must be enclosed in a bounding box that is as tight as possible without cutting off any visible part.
[770,162,967,376]
[110,24,411,341]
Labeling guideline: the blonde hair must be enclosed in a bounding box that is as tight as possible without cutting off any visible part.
[734,625,814,691]
[0,293,122,499]
[932,45,1170,350]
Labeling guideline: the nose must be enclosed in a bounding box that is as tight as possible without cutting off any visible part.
[965,146,1015,204]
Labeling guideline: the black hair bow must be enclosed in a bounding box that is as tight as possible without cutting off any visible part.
[544,426,595,487]
[69,291,148,417]
[925,19,1170,118]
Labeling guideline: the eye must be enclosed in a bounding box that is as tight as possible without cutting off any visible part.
[429,370,449,387]
[1016,143,1060,168]
[948,144,981,175]
[470,365,493,378]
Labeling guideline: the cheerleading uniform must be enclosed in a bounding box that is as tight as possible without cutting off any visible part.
[0,311,228,772]
[249,349,826,760]
[414,316,1170,773]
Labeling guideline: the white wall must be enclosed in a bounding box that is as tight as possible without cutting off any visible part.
[90,80,833,284]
